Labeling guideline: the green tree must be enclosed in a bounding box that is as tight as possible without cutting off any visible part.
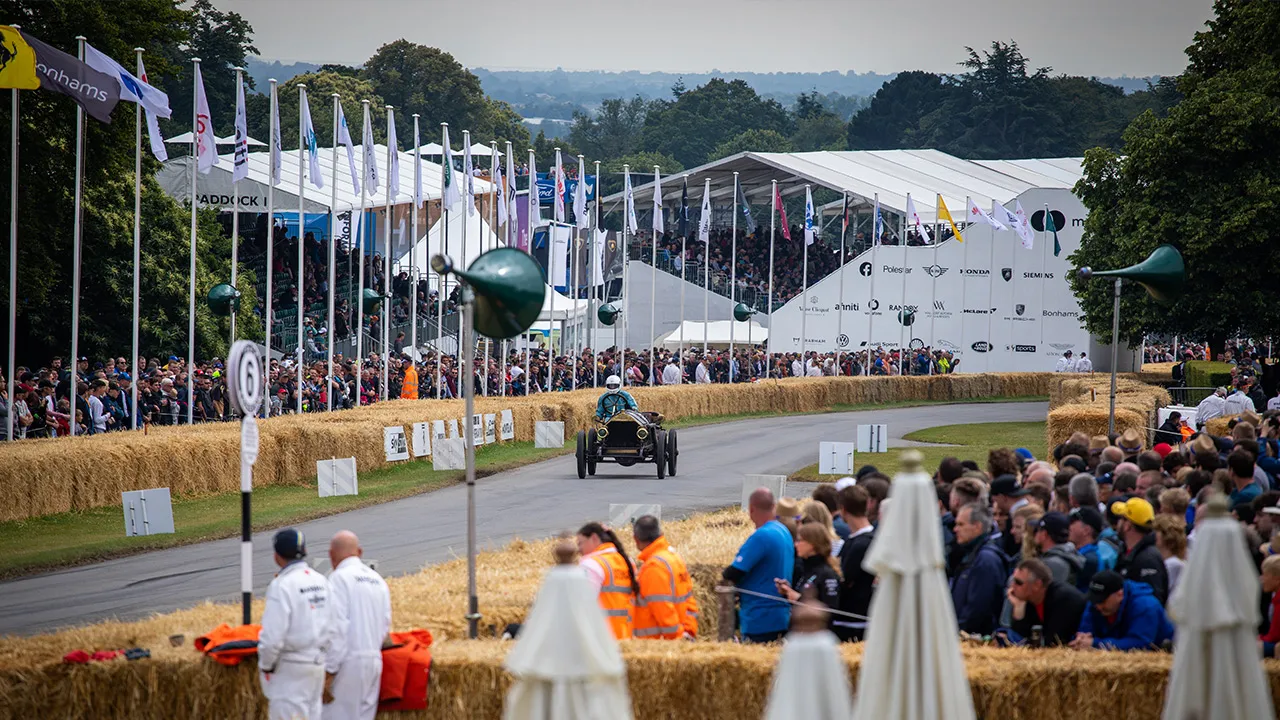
[1070,0,1280,355]
[246,72,386,149]
[155,0,258,137]
[568,96,649,162]
[789,92,847,151]
[640,79,792,168]
[711,129,793,160]
[847,71,959,150]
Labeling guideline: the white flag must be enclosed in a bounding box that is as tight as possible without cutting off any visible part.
[336,101,359,194]
[463,137,475,216]
[299,87,322,189]
[652,167,664,235]
[441,126,459,210]
[362,104,378,192]
[906,195,930,244]
[624,167,638,234]
[413,118,422,209]
[993,203,1031,248]
[269,84,282,186]
[138,59,167,161]
[494,145,507,228]
[1014,200,1035,249]
[967,197,1007,230]
[83,44,171,118]
[232,71,248,182]
[527,152,541,229]
[698,179,711,243]
[387,108,399,198]
[573,155,588,228]
[193,64,217,174]
[804,186,816,246]
[505,144,517,243]
[553,149,566,223]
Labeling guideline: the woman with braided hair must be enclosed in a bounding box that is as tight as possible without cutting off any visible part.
[576,522,639,640]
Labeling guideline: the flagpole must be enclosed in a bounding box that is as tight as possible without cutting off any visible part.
[7,76,18,441]
[865,195,878,376]
[650,165,659,387]
[1041,202,1050,355]
[527,147,535,395]
[928,194,939,377]
[836,190,846,377]
[621,164,631,388]
[411,115,420,381]
[572,153,584,392]
[702,179,709,357]
[729,172,739,382]
[960,195,973,374]
[437,123,448,399]
[229,67,243,347]
[501,140,513,396]
[327,94,339,411]
[131,49,144,429]
[900,194,910,376]
[678,178,686,380]
[295,85,308,414]
[767,180,776,378]
[801,184,810,371]
[593,159,601,388]
[987,200,998,373]
[184,54,199,426]
[354,101,369,407]
[1006,200,1017,371]
[265,79,277,415]
[382,107,394,403]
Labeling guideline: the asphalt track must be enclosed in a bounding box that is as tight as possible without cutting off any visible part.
[0,401,1046,636]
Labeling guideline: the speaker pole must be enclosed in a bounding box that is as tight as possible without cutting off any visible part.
[459,281,479,639]
[1108,277,1121,435]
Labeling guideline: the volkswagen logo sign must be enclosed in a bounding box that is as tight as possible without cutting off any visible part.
[836,333,850,348]
[859,262,872,276]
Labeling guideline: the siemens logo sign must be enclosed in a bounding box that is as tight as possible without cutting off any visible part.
[1023,272,1055,279]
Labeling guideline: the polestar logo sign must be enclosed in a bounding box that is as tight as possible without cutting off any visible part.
[923,264,949,278]
[859,262,872,276]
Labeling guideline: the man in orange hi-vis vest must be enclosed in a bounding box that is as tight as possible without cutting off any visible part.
[631,515,698,639]
[576,522,637,640]
[400,361,418,400]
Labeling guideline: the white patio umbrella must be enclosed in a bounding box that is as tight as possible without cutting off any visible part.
[763,599,854,720]
[1162,497,1275,720]
[503,540,633,720]
[852,450,975,720]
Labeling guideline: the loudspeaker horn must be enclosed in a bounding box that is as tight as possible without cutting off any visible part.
[432,248,546,339]
[1077,244,1185,305]
[206,283,241,317]
[733,302,755,323]
[598,303,620,326]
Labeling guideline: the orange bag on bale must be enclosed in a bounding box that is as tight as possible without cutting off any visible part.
[379,629,434,711]
[194,624,262,667]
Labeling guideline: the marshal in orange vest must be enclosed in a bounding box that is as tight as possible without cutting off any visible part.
[634,536,698,639]
[400,364,419,400]
[582,542,636,640]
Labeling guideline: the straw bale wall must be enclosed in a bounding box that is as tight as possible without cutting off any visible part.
[0,373,1061,523]
[1045,374,1171,449]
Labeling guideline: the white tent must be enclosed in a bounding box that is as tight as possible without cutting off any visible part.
[165,132,266,146]
[397,207,500,274]
[655,319,767,348]
[539,286,589,322]
[418,142,495,158]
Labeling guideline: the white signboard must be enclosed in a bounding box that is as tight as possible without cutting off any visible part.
[484,413,497,444]
[500,409,515,441]
[121,488,176,537]
[448,419,460,439]
[472,414,485,446]
[384,426,410,462]
[742,474,788,511]
[818,442,856,475]
[609,504,662,530]
[411,421,432,458]
[534,421,565,449]
[432,437,465,471]
[432,419,447,441]
[856,425,888,454]
[317,457,358,497]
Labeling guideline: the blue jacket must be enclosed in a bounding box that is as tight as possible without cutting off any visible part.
[595,390,637,421]
[949,536,1009,636]
[1076,542,1118,594]
[1078,580,1175,651]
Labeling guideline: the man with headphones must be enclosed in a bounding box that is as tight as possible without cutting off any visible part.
[259,528,330,719]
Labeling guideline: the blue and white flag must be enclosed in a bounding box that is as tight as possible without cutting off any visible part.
[83,44,170,118]
[553,149,565,223]
[573,155,588,229]
[463,135,475,216]
[804,185,815,246]
[624,167,638,234]
[652,167,663,235]
[140,59,167,161]
[299,87,322,189]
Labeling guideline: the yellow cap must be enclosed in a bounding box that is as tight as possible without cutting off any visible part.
[1111,497,1154,528]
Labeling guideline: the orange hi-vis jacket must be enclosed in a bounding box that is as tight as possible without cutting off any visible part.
[401,365,419,400]
[634,537,698,639]
[583,543,635,640]
[194,624,262,666]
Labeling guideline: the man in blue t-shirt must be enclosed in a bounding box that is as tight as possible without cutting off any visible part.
[722,488,795,642]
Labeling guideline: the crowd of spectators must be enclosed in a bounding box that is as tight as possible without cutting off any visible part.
[720,406,1280,652]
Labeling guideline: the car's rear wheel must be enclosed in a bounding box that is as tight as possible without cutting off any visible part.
[575,430,587,479]
[666,429,678,476]
[654,430,667,479]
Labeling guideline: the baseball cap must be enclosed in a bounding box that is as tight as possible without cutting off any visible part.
[1152,443,1173,459]
[989,474,1029,498]
[273,528,307,560]
[1031,511,1071,544]
[1069,506,1105,537]
[1087,570,1125,604]
[1015,448,1035,463]
[1111,497,1155,529]
[833,477,857,492]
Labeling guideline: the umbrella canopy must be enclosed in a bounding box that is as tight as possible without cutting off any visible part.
[853,450,976,720]
[764,600,854,720]
[503,541,633,720]
[654,319,768,349]
[1162,499,1275,720]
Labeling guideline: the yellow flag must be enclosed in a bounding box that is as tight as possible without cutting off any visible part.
[937,195,964,243]
[0,26,40,90]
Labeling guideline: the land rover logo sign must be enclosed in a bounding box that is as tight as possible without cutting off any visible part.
[836,333,850,348]
[971,341,991,353]
[1001,268,1013,282]
[859,262,872,276]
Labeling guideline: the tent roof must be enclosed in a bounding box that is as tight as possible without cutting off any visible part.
[166,131,266,146]
[655,319,767,348]
[601,149,1084,218]
[418,142,498,157]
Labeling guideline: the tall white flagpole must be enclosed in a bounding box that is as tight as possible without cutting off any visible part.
[729,172,739,381]
[265,80,277,415]
[836,191,846,376]
[800,184,810,371]
[928,194,939,376]
[484,141,498,396]
[229,67,242,346]
[592,159,601,388]
[960,195,972,374]
[296,84,307,414]
[131,49,144,428]
[436,123,448,399]
[767,180,776,378]
[411,115,420,376]
[900,194,910,376]
[527,147,536,395]
[327,94,339,411]
[621,164,631,387]
[650,166,659,386]
[702,178,709,357]
[572,153,584,391]
[678,180,686,378]
[354,101,369,407]
[382,107,394,402]
[1006,200,1018,371]
[185,53,198,426]
[7,57,19,441]
[1041,202,1050,354]
[865,194,879,375]
[987,200,999,373]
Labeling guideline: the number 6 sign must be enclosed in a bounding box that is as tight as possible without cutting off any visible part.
[226,340,263,416]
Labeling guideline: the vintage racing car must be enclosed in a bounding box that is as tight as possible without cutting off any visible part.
[575,408,678,479]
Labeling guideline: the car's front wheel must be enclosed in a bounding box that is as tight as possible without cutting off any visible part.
[575,430,587,479]
[654,430,666,479]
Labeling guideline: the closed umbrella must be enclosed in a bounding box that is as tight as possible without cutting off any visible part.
[1162,497,1275,720]
[503,539,633,720]
[764,598,854,720]
[853,450,975,720]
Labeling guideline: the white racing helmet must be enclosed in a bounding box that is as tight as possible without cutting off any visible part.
[605,375,622,394]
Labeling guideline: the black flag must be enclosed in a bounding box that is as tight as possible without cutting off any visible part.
[22,31,121,123]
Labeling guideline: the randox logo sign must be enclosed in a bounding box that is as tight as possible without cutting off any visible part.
[971,341,991,353]
[1001,268,1012,282]
[859,262,872,276]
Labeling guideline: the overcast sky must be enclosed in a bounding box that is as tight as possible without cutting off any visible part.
[218,0,1214,77]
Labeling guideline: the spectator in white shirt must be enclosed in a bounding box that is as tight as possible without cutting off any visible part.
[1268,388,1280,412]
[1224,380,1254,416]
[88,379,109,433]
[1195,387,1228,428]
[1055,350,1075,372]
[1075,352,1092,373]
[695,358,711,384]
[662,357,682,385]
[323,531,391,720]
[791,356,804,377]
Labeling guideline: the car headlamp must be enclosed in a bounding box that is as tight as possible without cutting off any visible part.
[636,427,649,440]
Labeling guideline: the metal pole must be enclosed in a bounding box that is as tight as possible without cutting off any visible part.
[411,115,421,374]
[899,198,909,376]
[621,164,630,388]
[460,285,480,639]
[593,159,601,388]
[730,172,738,382]
[1108,278,1121,434]
[702,179,709,357]
[987,200,999,373]
[132,49,144,429]
[355,100,370,407]
[6,81,17,442]
[230,67,242,346]
[678,229,686,380]
[382,107,393,403]
[296,84,307,414]
[328,94,339,411]
[801,185,809,374]
[767,180,776,378]
[265,80,277,416]
[437,124,449,399]
[527,147,535,395]
[836,190,846,376]
[650,166,659,385]
[865,195,878,376]
[928,195,939,376]
[187,54,199,426]
[69,37,88,435]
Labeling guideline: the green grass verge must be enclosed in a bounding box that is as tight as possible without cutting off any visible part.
[788,421,1048,482]
[0,395,1047,579]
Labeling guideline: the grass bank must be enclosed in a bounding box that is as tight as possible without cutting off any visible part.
[0,395,1046,579]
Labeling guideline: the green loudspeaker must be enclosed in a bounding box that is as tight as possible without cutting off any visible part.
[361,288,383,314]
[432,248,546,339]
[1078,244,1185,305]
[598,302,620,326]
[206,283,241,317]
[733,302,755,323]
[898,308,915,326]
